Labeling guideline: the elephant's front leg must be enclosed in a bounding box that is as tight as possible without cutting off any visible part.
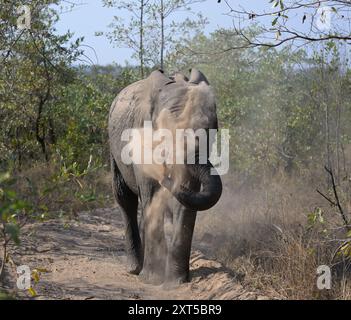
[140,189,168,285]
[164,205,197,287]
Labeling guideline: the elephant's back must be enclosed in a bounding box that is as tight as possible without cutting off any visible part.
[109,79,144,122]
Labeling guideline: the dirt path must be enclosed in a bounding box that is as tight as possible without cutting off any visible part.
[6,208,269,300]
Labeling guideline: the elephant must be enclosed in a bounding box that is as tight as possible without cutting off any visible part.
[108,68,222,287]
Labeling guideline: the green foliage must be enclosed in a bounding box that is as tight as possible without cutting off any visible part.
[338,241,351,258]
[0,1,83,168]
[0,173,31,245]
[307,207,325,227]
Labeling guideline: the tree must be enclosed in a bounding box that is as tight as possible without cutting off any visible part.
[151,0,207,70]
[100,0,152,77]
[0,1,83,167]
[100,0,207,73]
[218,0,351,49]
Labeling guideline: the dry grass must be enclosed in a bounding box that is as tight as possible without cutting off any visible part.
[195,171,351,300]
[11,162,113,219]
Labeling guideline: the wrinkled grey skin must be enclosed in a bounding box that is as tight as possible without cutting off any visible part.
[108,69,222,286]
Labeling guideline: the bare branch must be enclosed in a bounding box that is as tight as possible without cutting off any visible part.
[219,0,351,50]
[324,166,349,227]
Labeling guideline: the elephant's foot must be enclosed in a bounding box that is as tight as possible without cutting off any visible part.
[139,267,165,285]
[163,271,189,289]
[125,251,143,275]
[140,239,167,284]
[163,261,190,289]
[126,259,142,275]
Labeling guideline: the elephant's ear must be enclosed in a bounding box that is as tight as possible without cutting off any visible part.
[148,69,175,93]
[147,70,175,120]
[188,68,209,85]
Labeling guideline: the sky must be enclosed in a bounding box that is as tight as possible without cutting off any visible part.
[54,0,264,66]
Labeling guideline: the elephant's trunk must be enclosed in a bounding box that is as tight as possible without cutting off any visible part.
[161,162,222,211]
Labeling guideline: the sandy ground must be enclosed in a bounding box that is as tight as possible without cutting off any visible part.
[4,207,270,300]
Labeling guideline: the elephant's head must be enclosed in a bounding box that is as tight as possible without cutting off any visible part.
[149,69,222,211]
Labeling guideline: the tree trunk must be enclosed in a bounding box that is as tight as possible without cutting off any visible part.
[48,116,56,144]
[15,127,22,171]
[321,55,332,182]
[160,0,164,70]
[35,97,48,162]
[35,92,51,162]
[139,0,145,78]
